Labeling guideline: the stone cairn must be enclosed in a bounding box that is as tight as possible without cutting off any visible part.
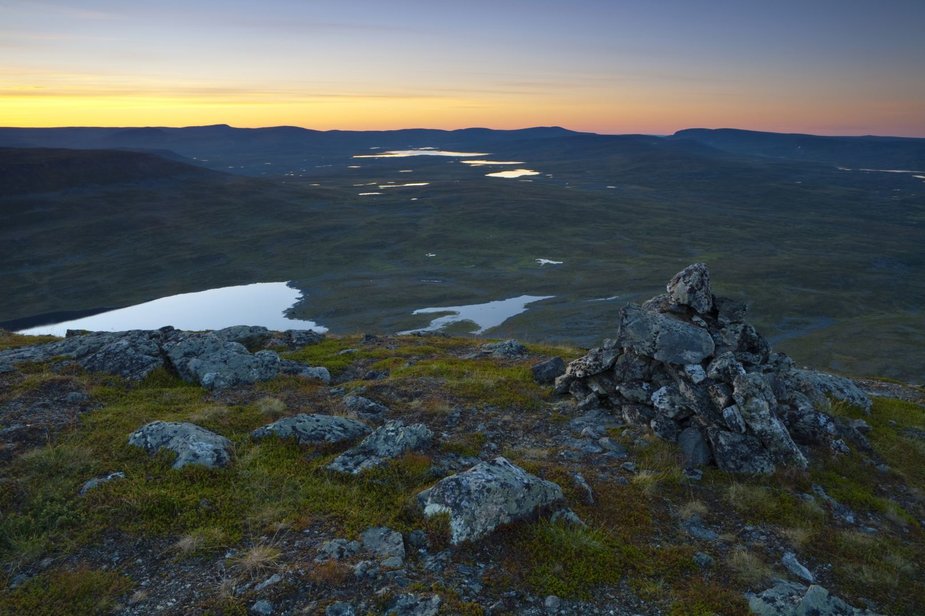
[554,263,871,473]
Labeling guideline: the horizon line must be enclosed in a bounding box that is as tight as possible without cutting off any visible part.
[1,124,923,140]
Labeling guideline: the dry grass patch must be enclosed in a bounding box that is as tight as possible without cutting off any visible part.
[232,544,282,580]
[780,526,814,548]
[725,547,772,588]
[308,560,352,587]
[254,396,287,419]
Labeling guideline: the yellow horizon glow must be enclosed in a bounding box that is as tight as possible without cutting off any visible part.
[5,90,924,137]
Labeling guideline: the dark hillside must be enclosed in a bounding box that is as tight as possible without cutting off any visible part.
[672,128,925,170]
[0,148,221,195]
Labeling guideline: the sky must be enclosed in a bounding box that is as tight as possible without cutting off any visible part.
[2,0,924,136]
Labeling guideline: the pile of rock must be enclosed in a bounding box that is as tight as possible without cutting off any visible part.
[555,263,871,473]
[0,325,328,389]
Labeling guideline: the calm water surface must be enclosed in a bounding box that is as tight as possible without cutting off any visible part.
[18,282,326,336]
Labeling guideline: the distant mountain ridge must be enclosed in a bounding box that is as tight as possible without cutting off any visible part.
[671,127,925,170]
[0,125,583,176]
[2,125,923,175]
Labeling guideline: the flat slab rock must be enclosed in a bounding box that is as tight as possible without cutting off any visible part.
[327,421,433,475]
[128,421,232,469]
[748,580,883,616]
[0,327,330,390]
[251,413,370,446]
[418,456,564,544]
[0,329,167,381]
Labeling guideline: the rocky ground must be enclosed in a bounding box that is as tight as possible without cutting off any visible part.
[1,267,923,616]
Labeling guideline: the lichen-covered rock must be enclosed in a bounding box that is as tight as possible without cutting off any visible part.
[0,327,332,391]
[0,329,167,380]
[128,421,232,469]
[213,325,271,349]
[315,538,360,563]
[360,527,405,567]
[707,428,775,474]
[733,373,807,469]
[480,339,527,358]
[343,395,390,420]
[325,602,356,616]
[385,594,441,616]
[666,262,714,314]
[786,369,873,414]
[251,414,370,446]
[278,359,331,383]
[748,580,883,616]
[327,421,432,475]
[417,456,563,544]
[164,333,281,390]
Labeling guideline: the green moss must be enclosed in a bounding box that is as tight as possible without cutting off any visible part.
[510,519,638,599]
[807,528,925,614]
[669,577,751,616]
[0,331,59,351]
[281,335,364,376]
[440,432,487,457]
[0,567,132,616]
[725,482,826,528]
[389,356,547,410]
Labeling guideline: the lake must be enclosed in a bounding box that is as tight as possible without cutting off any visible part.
[18,282,326,337]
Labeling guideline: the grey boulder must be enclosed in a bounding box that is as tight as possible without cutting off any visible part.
[360,526,405,567]
[325,603,356,616]
[480,339,527,358]
[666,262,714,314]
[251,414,370,446]
[733,374,807,469]
[748,580,883,616]
[315,538,360,563]
[786,369,872,414]
[279,359,331,383]
[164,333,281,390]
[0,329,166,380]
[678,427,712,467]
[418,456,563,544]
[385,594,441,616]
[707,428,775,474]
[532,357,566,384]
[128,421,232,469]
[214,325,271,349]
[343,395,390,420]
[327,421,433,475]
[782,551,814,584]
[616,305,715,365]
